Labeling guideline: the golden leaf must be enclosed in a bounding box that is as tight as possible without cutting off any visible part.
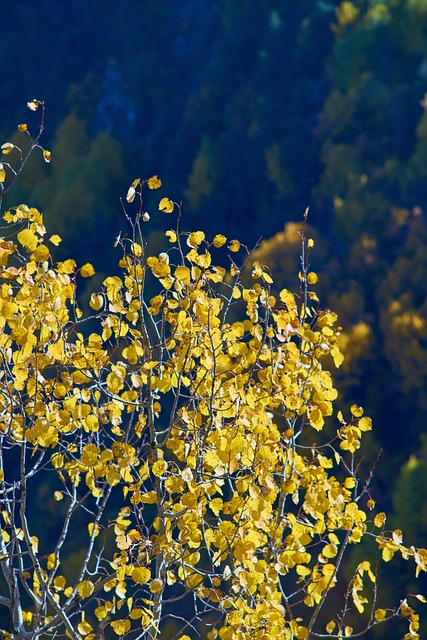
[77,619,93,636]
[81,263,95,277]
[132,567,151,585]
[94,606,107,621]
[175,265,191,284]
[187,231,205,248]
[152,460,167,477]
[1,143,14,155]
[350,404,364,418]
[158,197,174,213]
[149,579,163,593]
[89,293,104,311]
[213,234,227,247]
[77,580,94,599]
[110,620,131,635]
[228,239,240,252]
[147,175,162,189]
[131,242,142,257]
[17,228,38,251]
[31,244,49,262]
[325,620,336,633]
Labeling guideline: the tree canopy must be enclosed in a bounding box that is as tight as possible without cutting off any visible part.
[1,102,427,640]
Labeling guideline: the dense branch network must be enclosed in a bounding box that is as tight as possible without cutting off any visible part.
[0,104,426,640]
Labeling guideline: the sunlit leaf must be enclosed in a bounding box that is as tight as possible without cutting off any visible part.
[1,143,14,155]
[81,263,95,278]
[111,620,131,635]
[147,175,162,189]
[158,197,174,213]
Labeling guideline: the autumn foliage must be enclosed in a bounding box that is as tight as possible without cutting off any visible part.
[1,104,427,640]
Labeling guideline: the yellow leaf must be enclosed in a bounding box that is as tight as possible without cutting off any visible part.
[148,175,162,189]
[17,228,38,251]
[350,404,364,418]
[94,606,107,621]
[374,512,386,528]
[132,567,151,584]
[374,608,387,621]
[415,594,427,603]
[175,266,191,284]
[57,258,76,274]
[307,271,318,284]
[106,468,120,486]
[152,460,167,477]
[165,230,177,243]
[111,619,131,635]
[279,288,296,308]
[210,498,223,516]
[18,123,28,132]
[159,197,174,213]
[54,575,66,590]
[43,149,52,163]
[77,619,93,636]
[48,340,65,361]
[81,263,95,278]
[325,620,336,633]
[27,100,39,111]
[88,523,100,537]
[228,239,240,252]
[77,580,94,599]
[331,346,344,368]
[49,234,62,245]
[382,545,394,562]
[51,453,64,468]
[187,231,205,248]
[0,166,5,182]
[392,529,403,545]
[358,416,372,431]
[89,293,104,311]
[323,543,338,558]
[149,579,163,593]
[22,611,33,626]
[197,250,211,268]
[31,244,49,262]
[54,491,63,501]
[212,234,227,248]
[131,243,142,257]
[308,238,314,248]
[1,143,14,155]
